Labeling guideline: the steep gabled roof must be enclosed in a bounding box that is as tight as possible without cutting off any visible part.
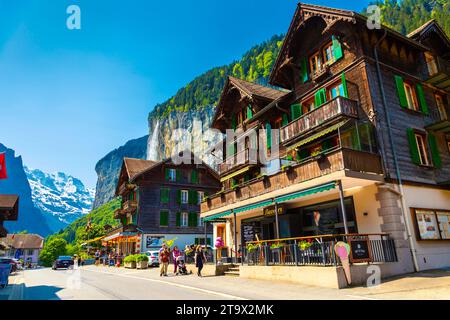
[408,19,450,51]
[0,195,19,221]
[123,158,158,181]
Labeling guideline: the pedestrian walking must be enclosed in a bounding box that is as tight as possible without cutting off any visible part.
[172,246,181,274]
[159,246,170,277]
[194,245,206,277]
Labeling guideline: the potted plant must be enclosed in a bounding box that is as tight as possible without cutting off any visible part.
[298,239,313,251]
[135,254,149,269]
[124,254,137,269]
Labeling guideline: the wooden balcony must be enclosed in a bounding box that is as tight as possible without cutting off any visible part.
[122,200,137,213]
[426,56,450,91]
[219,148,258,176]
[202,148,383,213]
[280,96,359,145]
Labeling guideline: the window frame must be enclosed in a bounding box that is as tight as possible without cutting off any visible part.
[181,190,189,204]
[322,41,335,65]
[309,51,322,75]
[425,52,438,76]
[435,93,448,121]
[404,81,419,111]
[414,132,431,166]
[197,191,204,205]
[181,212,189,227]
[168,168,176,182]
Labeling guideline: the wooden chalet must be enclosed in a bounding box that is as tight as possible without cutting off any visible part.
[201,2,450,285]
[0,195,19,237]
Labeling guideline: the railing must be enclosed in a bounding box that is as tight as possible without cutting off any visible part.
[218,148,258,175]
[122,200,137,213]
[280,96,358,144]
[241,234,397,267]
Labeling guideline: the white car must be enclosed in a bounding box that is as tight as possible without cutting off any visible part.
[145,251,160,267]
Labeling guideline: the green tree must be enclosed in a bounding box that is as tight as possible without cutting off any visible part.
[39,238,68,267]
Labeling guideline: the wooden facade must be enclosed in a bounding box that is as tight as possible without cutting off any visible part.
[0,195,19,237]
[115,155,221,236]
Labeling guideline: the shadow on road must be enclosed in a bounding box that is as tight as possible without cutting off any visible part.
[23,284,62,300]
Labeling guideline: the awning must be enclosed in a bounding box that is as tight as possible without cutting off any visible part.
[102,232,138,242]
[287,120,349,152]
[203,211,232,222]
[220,167,250,182]
[81,236,105,246]
[275,181,337,203]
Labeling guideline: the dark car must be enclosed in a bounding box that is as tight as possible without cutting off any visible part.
[0,257,18,273]
[52,256,74,270]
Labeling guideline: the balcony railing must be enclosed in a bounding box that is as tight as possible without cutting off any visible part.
[122,200,137,213]
[218,148,258,176]
[201,148,383,213]
[280,96,359,145]
[240,234,397,267]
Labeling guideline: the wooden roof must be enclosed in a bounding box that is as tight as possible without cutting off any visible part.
[2,234,44,249]
[0,195,19,221]
[123,158,158,181]
[408,19,450,53]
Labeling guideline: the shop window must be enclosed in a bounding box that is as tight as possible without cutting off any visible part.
[435,94,448,121]
[181,190,189,204]
[412,209,450,240]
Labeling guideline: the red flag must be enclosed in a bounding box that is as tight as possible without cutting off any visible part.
[0,153,7,179]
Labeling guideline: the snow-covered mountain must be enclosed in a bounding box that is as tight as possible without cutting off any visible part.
[25,167,95,232]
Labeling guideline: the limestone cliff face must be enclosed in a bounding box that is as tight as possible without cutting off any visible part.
[93,136,148,209]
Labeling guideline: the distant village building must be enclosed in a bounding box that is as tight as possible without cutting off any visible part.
[0,195,19,237]
[1,234,44,264]
[104,152,221,255]
[201,3,450,287]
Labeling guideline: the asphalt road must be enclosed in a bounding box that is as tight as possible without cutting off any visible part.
[6,265,450,300]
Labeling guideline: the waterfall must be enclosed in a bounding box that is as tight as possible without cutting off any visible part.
[147,120,160,161]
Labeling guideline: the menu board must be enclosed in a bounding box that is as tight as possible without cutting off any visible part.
[349,239,372,263]
[437,212,450,240]
[242,224,255,243]
[416,210,440,240]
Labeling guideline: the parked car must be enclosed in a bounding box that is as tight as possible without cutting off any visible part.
[0,257,18,273]
[145,251,160,267]
[52,256,74,270]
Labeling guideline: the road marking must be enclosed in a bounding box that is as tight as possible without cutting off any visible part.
[345,294,378,300]
[84,269,248,300]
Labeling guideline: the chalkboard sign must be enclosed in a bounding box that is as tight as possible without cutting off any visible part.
[242,224,255,243]
[349,238,372,263]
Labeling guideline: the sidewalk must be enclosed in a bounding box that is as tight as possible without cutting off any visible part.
[0,271,25,300]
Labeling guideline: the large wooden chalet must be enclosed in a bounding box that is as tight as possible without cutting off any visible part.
[201,2,450,286]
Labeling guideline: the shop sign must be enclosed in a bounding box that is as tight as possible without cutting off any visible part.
[348,238,372,263]
[263,205,284,216]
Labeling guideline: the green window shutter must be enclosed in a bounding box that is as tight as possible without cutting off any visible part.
[416,83,429,115]
[176,169,182,182]
[314,88,327,107]
[160,188,167,204]
[160,211,169,227]
[247,105,253,120]
[191,170,198,184]
[300,57,309,84]
[407,128,421,165]
[266,123,272,150]
[188,212,196,227]
[164,168,170,181]
[332,35,343,61]
[341,72,349,98]
[394,75,408,109]
[207,238,211,246]
[428,134,442,168]
[282,113,289,126]
[176,212,181,227]
[189,190,197,205]
[176,190,182,204]
[290,104,302,121]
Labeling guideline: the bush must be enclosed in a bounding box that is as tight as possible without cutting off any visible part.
[124,255,137,263]
[39,238,68,267]
[135,254,149,262]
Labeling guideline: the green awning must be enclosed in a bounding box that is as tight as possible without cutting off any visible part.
[275,182,337,203]
[234,199,274,214]
[203,210,232,222]
[287,120,349,152]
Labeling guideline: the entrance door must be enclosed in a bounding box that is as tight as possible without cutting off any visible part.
[262,221,275,240]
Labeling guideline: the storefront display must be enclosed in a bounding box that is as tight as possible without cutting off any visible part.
[413,209,450,240]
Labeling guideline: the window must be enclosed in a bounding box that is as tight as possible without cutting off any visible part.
[181,212,188,227]
[198,191,204,205]
[160,210,169,227]
[329,82,345,99]
[447,140,450,153]
[413,209,450,240]
[198,214,203,227]
[160,188,170,204]
[415,133,430,166]
[191,169,199,184]
[425,52,438,76]
[302,98,315,113]
[181,190,189,204]
[404,82,419,111]
[435,94,448,121]
[322,42,334,65]
[309,52,322,75]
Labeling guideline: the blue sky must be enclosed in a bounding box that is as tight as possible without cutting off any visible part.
[0,0,371,188]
